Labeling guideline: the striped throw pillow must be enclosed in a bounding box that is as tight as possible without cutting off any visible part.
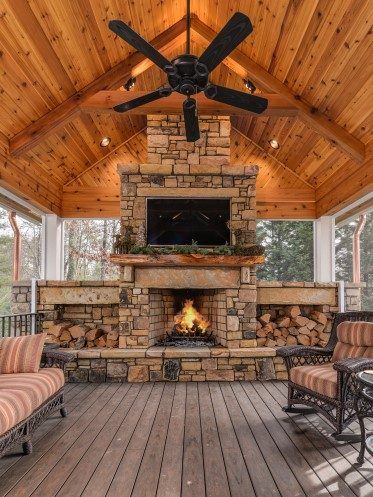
[0,334,45,374]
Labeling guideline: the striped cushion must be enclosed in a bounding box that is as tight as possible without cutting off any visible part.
[332,321,373,361]
[0,389,34,435]
[290,363,337,398]
[0,334,45,374]
[0,368,64,411]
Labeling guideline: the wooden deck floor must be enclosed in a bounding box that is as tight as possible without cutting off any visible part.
[0,382,372,497]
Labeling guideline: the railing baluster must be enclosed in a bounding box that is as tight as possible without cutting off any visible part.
[0,312,43,338]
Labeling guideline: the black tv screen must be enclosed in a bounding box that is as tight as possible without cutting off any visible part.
[147,198,230,246]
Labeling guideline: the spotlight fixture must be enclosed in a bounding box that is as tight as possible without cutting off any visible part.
[124,77,136,91]
[269,139,280,149]
[100,136,111,147]
[243,79,256,94]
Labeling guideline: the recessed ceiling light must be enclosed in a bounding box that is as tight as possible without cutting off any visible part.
[269,139,280,149]
[100,136,111,147]
[243,79,256,94]
[124,77,136,91]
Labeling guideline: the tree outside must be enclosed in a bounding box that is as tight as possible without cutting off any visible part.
[64,219,120,280]
[256,220,314,281]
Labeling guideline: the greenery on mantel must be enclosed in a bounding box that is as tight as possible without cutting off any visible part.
[129,243,265,257]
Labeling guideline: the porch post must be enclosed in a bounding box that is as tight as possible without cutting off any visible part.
[42,214,63,280]
[314,216,335,282]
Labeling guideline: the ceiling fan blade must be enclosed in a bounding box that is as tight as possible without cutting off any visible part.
[204,84,268,114]
[109,20,173,72]
[114,87,172,113]
[198,13,253,72]
[183,98,200,142]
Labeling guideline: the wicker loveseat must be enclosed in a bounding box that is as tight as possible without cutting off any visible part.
[277,311,373,438]
[0,335,71,458]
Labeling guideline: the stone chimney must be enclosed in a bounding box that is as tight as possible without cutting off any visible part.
[147,114,231,173]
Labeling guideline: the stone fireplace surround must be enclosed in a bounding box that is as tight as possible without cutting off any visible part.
[22,114,353,382]
[117,114,259,350]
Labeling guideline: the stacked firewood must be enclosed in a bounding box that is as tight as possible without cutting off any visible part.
[45,322,119,349]
[256,306,330,347]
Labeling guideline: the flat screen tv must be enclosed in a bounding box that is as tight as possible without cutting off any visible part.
[147,198,230,246]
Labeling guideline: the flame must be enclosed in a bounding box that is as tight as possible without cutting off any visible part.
[174,299,210,335]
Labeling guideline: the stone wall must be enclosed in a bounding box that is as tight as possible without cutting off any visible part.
[61,347,287,382]
[11,281,32,314]
[344,282,365,311]
[36,281,119,347]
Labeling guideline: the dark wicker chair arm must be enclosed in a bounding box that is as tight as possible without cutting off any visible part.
[333,357,373,374]
[277,346,332,358]
[42,350,74,370]
[277,346,333,372]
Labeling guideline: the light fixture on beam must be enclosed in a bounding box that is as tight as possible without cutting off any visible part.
[124,77,136,91]
[243,79,256,94]
[100,136,111,147]
[269,139,280,149]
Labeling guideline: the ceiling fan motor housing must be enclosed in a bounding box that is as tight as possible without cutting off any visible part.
[167,55,209,96]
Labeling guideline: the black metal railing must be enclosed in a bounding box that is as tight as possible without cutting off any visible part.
[0,313,43,338]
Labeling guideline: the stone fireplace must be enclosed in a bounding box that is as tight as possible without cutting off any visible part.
[116,114,259,349]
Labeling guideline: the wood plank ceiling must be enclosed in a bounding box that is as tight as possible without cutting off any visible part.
[0,0,371,218]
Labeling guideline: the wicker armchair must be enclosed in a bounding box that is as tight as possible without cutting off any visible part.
[277,311,373,439]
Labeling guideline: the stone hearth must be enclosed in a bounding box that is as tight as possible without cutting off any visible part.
[116,114,259,349]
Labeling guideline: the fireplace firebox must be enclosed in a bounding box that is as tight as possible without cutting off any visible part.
[146,198,230,246]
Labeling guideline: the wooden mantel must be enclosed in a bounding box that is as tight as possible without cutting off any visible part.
[109,254,265,267]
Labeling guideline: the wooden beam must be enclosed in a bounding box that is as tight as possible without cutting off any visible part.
[257,188,315,203]
[0,193,42,223]
[335,197,373,226]
[191,17,365,163]
[9,19,186,157]
[80,91,298,117]
[257,202,316,219]
[62,187,120,218]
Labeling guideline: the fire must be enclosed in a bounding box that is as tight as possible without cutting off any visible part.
[174,299,210,335]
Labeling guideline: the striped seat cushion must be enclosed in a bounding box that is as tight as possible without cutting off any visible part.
[0,334,45,374]
[0,389,34,435]
[290,363,337,399]
[0,368,64,411]
[332,321,373,362]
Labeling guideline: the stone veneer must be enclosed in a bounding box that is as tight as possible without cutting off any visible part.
[11,281,32,314]
[117,115,258,349]
[60,347,286,383]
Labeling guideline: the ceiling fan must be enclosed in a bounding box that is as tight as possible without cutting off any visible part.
[108,1,268,142]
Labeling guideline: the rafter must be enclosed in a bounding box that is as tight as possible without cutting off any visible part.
[191,16,365,163]
[80,91,298,117]
[9,19,186,157]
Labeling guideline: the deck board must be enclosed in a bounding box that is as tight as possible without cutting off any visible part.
[0,382,372,497]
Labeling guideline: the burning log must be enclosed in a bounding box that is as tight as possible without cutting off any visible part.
[172,299,211,338]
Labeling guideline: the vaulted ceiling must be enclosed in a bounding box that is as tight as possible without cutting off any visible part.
[0,0,371,219]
